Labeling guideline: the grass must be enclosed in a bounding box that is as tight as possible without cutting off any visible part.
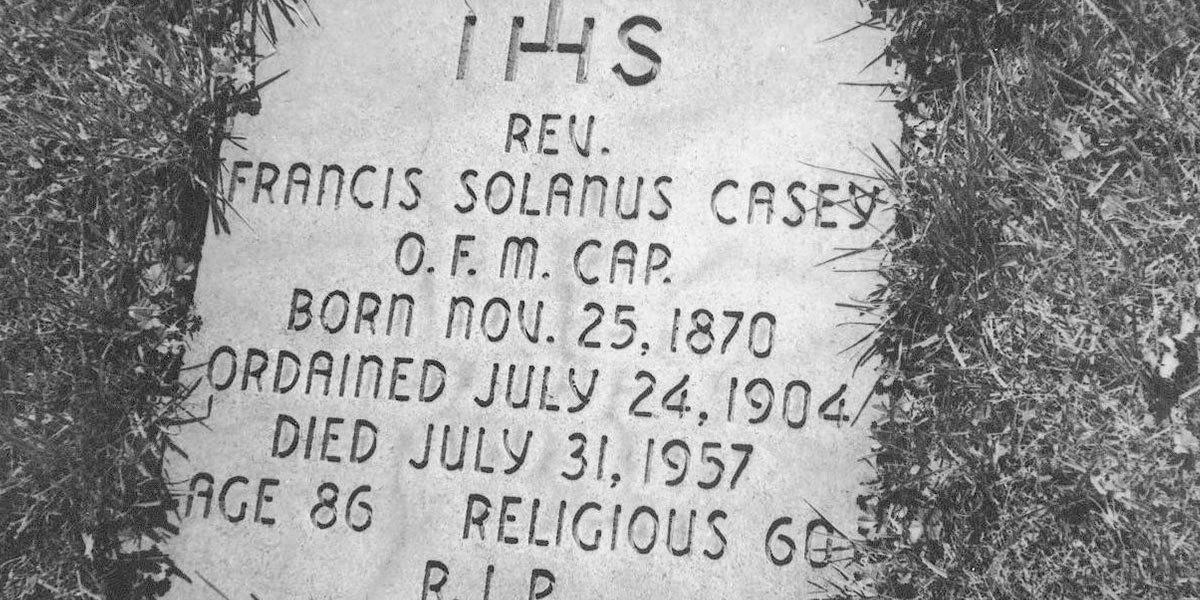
[3,0,1198,598]
[861,0,1200,597]
[0,1,274,597]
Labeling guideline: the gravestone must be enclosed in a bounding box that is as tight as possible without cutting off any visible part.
[166,1,897,598]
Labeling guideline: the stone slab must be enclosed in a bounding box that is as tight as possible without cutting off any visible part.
[166,1,897,598]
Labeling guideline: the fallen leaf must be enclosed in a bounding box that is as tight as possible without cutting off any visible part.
[1174,429,1199,455]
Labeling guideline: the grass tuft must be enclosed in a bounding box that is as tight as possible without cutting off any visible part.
[861,0,1200,597]
[0,1,286,597]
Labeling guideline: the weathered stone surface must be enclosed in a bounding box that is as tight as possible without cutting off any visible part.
[166,1,896,597]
